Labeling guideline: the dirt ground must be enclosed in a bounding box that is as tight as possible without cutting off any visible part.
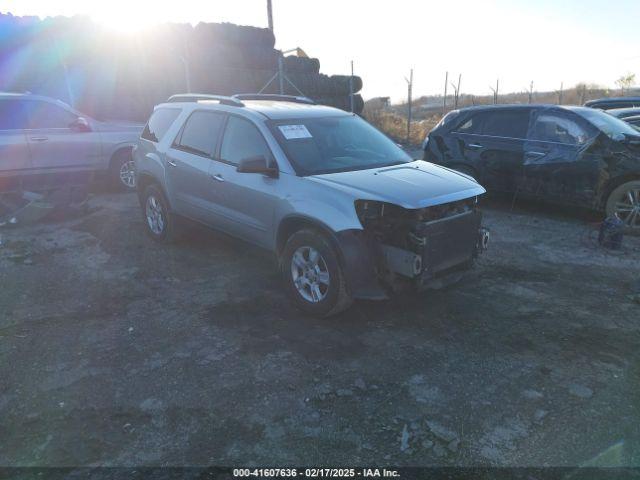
[1,191,639,467]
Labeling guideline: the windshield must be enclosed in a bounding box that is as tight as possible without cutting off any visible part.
[270,115,412,175]
[574,108,640,139]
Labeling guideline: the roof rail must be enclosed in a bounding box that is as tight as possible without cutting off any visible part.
[167,94,245,107]
[233,94,316,105]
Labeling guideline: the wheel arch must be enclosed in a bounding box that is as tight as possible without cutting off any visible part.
[108,145,134,170]
[276,215,344,261]
[599,173,640,209]
[136,172,172,210]
[276,215,388,301]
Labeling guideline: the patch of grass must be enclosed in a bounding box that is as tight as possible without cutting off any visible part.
[363,104,440,147]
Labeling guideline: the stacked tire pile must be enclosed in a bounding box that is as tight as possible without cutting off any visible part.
[266,56,365,114]
[0,14,364,121]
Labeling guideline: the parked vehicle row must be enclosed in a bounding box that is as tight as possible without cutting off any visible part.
[423,104,640,229]
[134,94,489,316]
[0,92,142,193]
[606,107,640,130]
[584,96,640,110]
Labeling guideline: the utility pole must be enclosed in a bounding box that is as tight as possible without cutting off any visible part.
[406,69,413,144]
[278,56,284,94]
[443,71,448,113]
[267,0,274,32]
[528,81,534,104]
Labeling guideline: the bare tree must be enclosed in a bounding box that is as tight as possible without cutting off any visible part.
[528,81,534,104]
[450,73,461,109]
[578,83,587,104]
[558,81,564,105]
[489,79,499,104]
[615,73,636,96]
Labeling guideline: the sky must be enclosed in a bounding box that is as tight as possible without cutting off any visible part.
[3,0,639,101]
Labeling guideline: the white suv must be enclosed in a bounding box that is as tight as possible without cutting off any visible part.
[134,94,488,316]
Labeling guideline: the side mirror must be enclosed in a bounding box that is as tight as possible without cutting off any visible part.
[237,155,278,178]
[70,117,91,132]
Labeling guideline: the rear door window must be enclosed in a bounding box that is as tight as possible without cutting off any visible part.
[454,110,530,139]
[529,113,589,145]
[25,101,77,129]
[0,99,29,130]
[141,108,180,143]
[174,110,225,157]
[220,116,272,165]
[455,115,484,134]
[481,111,530,139]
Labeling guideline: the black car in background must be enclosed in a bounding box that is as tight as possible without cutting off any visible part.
[607,107,640,120]
[584,97,640,110]
[622,115,640,129]
[607,108,640,131]
[423,105,640,229]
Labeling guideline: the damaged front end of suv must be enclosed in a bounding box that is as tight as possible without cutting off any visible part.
[349,195,489,296]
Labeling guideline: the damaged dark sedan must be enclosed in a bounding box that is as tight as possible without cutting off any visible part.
[423,104,640,229]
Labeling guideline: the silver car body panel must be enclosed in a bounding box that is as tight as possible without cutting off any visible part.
[0,93,143,178]
[307,161,486,210]
[135,100,486,254]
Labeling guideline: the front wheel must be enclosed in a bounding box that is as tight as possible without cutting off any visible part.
[281,229,352,317]
[605,180,640,231]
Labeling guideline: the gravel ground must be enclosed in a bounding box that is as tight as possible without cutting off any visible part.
[0,192,639,467]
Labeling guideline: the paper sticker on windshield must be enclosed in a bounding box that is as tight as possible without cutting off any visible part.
[278,124,312,140]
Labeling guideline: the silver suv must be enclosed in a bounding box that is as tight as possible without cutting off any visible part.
[134,94,489,316]
[0,93,142,192]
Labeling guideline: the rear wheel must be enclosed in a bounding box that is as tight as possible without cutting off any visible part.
[110,149,136,191]
[605,180,640,231]
[281,229,352,317]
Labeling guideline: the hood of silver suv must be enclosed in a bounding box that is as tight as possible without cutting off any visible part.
[307,160,485,209]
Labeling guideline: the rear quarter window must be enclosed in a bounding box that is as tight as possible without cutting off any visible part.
[141,108,181,143]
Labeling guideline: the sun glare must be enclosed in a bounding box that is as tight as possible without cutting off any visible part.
[90,5,163,33]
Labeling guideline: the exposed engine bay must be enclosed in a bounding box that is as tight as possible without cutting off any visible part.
[355,197,489,290]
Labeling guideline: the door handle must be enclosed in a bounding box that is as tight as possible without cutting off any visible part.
[30,136,48,142]
[467,143,483,150]
[211,173,225,182]
[167,159,177,167]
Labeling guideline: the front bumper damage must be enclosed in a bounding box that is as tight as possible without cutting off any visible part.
[335,200,489,299]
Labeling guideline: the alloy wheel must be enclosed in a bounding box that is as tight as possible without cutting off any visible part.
[145,195,165,235]
[290,246,330,303]
[119,160,136,188]
[612,186,640,228]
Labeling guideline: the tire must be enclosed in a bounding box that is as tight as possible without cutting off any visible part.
[140,184,178,242]
[605,180,640,231]
[110,149,136,191]
[281,229,352,317]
